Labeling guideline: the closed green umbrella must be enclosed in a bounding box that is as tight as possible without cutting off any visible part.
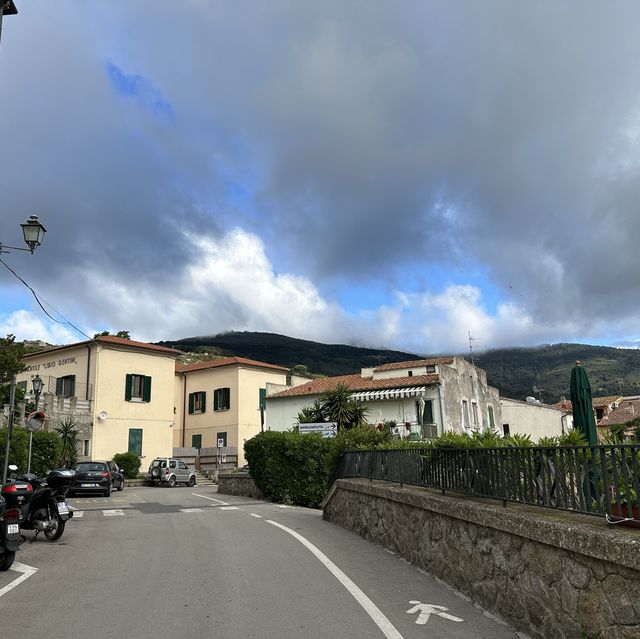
[569,361,597,446]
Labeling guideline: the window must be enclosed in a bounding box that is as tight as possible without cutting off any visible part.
[81,440,90,457]
[426,365,436,373]
[55,375,75,398]
[408,371,413,377]
[128,428,143,456]
[188,391,206,414]
[415,399,434,424]
[169,460,177,469]
[192,434,202,450]
[462,400,470,428]
[472,402,478,426]
[503,424,510,436]
[488,406,495,429]
[125,374,151,402]
[17,381,27,392]
[178,461,187,470]
[259,388,267,411]
[216,432,228,447]
[214,387,231,411]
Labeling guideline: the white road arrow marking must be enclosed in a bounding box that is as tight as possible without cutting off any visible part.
[406,601,464,625]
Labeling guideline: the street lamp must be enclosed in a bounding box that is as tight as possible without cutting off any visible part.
[0,1,17,47]
[26,374,43,474]
[1,215,47,255]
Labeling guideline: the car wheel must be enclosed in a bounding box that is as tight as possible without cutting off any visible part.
[187,476,196,487]
[167,476,176,488]
[117,479,124,491]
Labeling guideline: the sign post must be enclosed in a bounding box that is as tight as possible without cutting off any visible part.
[298,423,338,438]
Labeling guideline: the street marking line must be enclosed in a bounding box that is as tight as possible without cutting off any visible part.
[267,520,404,639]
[220,506,240,511]
[73,511,84,518]
[406,601,464,625]
[0,562,38,599]
[103,509,125,517]
[278,505,289,508]
[180,508,204,513]
[192,493,229,506]
[250,513,262,518]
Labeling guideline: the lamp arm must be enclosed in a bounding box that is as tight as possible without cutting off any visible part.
[0,243,33,254]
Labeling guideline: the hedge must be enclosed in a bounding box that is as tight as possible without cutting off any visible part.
[0,427,62,476]
[112,452,142,478]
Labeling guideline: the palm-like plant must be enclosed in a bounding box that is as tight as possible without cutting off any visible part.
[297,399,326,424]
[321,383,361,430]
[55,417,79,468]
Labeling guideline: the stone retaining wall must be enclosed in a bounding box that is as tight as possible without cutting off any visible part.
[217,472,263,499]
[323,479,640,639]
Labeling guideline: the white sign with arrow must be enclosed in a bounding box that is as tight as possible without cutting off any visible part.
[406,601,464,625]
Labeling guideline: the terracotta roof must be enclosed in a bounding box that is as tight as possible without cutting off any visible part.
[176,357,288,374]
[23,335,180,357]
[373,357,454,372]
[591,395,622,408]
[269,373,440,399]
[597,399,640,426]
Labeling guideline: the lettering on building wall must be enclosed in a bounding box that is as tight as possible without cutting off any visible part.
[25,356,77,373]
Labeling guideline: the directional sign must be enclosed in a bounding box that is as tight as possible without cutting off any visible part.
[405,601,464,625]
[299,423,337,438]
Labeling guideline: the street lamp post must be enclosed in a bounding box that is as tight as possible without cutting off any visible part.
[0,215,47,485]
[26,374,43,474]
[0,1,17,48]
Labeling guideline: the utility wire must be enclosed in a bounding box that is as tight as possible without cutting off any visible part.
[0,257,94,342]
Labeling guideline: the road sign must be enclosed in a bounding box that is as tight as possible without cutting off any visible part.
[217,439,225,448]
[405,601,464,625]
[298,423,337,438]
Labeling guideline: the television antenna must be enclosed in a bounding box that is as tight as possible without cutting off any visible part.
[468,331,485,366]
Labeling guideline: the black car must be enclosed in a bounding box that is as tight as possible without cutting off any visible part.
[68,461,124,497]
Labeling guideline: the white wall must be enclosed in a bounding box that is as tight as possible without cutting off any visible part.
[500,399,567,440]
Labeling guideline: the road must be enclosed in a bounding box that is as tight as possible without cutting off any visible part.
[0,486,523,639]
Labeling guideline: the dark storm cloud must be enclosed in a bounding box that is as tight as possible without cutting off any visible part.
[2,1,640,343]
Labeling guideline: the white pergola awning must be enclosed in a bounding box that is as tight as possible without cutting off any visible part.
[351,386,427,402]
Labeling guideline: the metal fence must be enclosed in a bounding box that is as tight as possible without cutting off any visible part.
[331,445,640,524]
[173,446,239,476]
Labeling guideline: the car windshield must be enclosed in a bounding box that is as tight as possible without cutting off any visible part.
[75,463,106,472]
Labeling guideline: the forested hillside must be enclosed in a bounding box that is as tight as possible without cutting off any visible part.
[158,333,640,403]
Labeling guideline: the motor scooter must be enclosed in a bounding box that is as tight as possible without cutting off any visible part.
[0,465,33,569]
[12,468,75,541]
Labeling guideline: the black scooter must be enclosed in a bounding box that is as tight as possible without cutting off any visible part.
[13,469,75,541]
[0,466,33,569]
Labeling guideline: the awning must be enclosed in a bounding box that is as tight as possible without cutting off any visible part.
[350,386,427,401]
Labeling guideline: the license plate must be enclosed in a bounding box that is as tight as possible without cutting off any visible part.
[81,483,97,487]
[57,502,69,515]
[7,524,19,535]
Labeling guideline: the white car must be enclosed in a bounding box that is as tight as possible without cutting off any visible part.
[147,458,197,487]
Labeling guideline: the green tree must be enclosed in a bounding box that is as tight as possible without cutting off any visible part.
[0,334,26,406]
[54,417,79,467]
[320,383,367,430]
[297,399,325,424]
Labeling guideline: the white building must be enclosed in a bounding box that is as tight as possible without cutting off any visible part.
[266,357,501,437]
[499,397,572,440]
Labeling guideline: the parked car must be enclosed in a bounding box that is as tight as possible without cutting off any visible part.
[147,458,196,487]
[68,461,124,497]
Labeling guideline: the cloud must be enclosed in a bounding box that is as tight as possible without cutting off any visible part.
[0,310,79,344]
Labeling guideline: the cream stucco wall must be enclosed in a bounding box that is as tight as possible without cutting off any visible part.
[176,364,287,465]
[91,346,175,463]
[500,399,567,440]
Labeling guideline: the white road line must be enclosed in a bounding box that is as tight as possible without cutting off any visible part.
[278,505,289,508]
[0,562,38,599]
[267,520,404,639]
[103,509,125,517]
[220,506,240,511]
[73,511,84,518]
[180,508,204,513]
[250,513,262,518]
[192,493,229,506]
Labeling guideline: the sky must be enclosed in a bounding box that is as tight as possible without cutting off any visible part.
[1,2,640,356]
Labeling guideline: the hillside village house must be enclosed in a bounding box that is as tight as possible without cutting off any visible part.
[16,336,180,463]
[266,357,501,436]
[174,357,289,466]
[499,397,572,440]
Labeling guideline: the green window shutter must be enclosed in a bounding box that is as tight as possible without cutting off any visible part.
[259,388,266,410]
[56,377,63,396]
[191,434,202,449]
[488,405,495,429]
[143,376,152,402]
[69,375,75,398]
[224,387,230,409]
[424,400,434,424]
[188,393,195,414]
[125,374,133,401]
[128,428,143,456]
[201,391,206,413]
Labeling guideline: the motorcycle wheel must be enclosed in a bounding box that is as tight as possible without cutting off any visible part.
[0,550,16,571]
[34,507,65,542]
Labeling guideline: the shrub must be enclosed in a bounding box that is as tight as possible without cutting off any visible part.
[113,452,142,479]
[245,431,331,507]
[31,431,63,475]
[327,425,392,474]
[0,427,29,473]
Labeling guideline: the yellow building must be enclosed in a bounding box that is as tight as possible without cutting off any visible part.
[174,357,289,465]
[18,335,180,464]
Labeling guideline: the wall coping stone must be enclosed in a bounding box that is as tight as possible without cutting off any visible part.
[325,479,640,572]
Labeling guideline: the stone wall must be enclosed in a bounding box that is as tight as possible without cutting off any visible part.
[217,472,263,499]
[323,479,640,639]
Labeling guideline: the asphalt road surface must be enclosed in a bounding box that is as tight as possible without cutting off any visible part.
[0,486,525,639]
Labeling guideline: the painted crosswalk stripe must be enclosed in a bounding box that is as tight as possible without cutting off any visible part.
[180,508,204,513]
[72,511,84,518]
[250,513,262,518]
[220,506,240,511]
[103,509,125,517]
